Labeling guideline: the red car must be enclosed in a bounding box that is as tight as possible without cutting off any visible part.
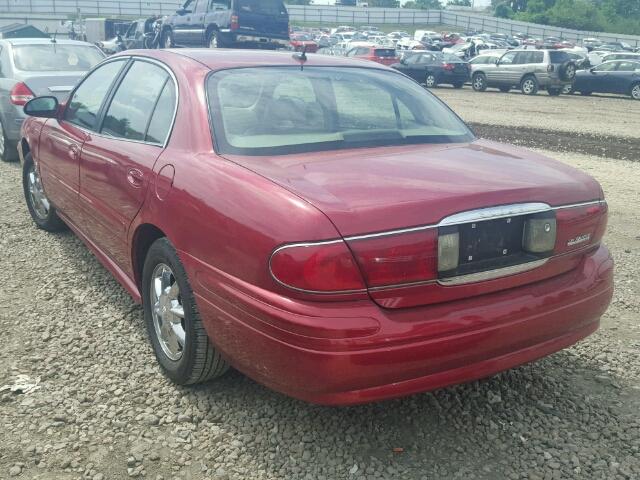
[346,45,398,66]
[289,33,318,53]
[19,50,613,405]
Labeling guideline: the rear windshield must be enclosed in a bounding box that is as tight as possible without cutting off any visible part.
[207,66,473,156]
[374,49,396,57]
[12,44,104,72]
[235,0,287,15]
[549,51,570,63]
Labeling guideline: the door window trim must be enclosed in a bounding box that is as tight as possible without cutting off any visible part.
[62,56,179,148]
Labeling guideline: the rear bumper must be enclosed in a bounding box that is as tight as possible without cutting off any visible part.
[188,245,613,405]
[219,31,289,48]
[2,105,26,141]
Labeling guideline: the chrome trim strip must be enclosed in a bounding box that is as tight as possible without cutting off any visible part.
[268,239,368,295]
[437,259,549,286]
[344,200,605,242]
[438,202,551,226]
[552,200,605,210]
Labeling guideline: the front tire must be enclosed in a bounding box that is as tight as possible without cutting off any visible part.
[22,153,67,232]
[161,29,173,49]
[472,73,487,92]
[143,238,229,385]
[520,76,539,95]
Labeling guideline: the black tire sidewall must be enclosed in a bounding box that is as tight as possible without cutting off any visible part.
[142,238,199,384]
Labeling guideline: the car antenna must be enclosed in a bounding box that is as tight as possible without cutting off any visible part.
[292,45,307,71]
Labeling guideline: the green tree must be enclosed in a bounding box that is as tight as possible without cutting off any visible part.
[369,0,400,6]
[449,0,472,5]
[495,2,515,17]
[404,0,443,9]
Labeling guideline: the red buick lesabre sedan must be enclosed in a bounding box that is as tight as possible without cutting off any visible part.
[18,50,613,405]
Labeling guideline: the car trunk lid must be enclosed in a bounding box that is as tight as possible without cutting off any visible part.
[224,139,603,307]
[22,74,84,101]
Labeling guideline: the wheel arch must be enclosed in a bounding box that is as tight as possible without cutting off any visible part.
[132,223,168,291]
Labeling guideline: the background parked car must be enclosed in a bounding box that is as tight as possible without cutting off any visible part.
[392,51,469,88]
[569,60,640,100]
[345,45,398,66]
[0,38,105,161]
[289,33,318,53]
[471,49,576,96]
[162,0,289,49]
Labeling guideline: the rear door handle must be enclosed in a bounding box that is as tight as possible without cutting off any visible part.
[127,168,144,188]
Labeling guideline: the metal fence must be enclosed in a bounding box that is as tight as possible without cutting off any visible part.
[285,5,640,47]
[0,1,638,47]
[0,0,180,16]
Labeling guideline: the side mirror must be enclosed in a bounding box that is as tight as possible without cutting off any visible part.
[493,58,499,65]
[24,96,59,118]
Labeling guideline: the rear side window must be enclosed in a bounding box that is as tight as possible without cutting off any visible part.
[65,60,126,130]
[235,0,286,15]
[101,61,170,142]
[145,81,177,144]
[374,49,396,57]
[549,51,570,63]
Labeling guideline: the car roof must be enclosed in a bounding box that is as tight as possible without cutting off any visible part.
[119,49,392,72]
[0,38,96,47]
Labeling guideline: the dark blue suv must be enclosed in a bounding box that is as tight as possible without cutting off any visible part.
[162,0,289,49]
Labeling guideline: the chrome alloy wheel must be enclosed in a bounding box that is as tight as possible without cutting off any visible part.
[565,64,576,79]
[27,164,50,219]
[522,79,536,94]
[425,74,436,88]
[632,84,640,100]
[151,263,186,361]
[0,121,5,158]
[473,75,485,90]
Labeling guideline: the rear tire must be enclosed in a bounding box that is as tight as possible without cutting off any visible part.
[207,29,219,49]
[0,119,17,162]
[630,83,640,101]
[425,73,438,88]
[22,152,67,232]
[520,75,539,95]
[472,73,487,92]
[143,238,229,385]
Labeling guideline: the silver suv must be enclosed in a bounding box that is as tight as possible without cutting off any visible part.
[470,49,577,96]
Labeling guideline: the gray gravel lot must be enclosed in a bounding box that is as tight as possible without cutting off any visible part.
[1,89,639,480]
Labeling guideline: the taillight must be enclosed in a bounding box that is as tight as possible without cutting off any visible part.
[348,229,438,288]
[270,240,365,293]
[555,202,607,255]
[443,63,455,71]
[10,82,35,106]
[230,14,239,31]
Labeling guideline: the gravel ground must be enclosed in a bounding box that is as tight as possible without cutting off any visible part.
[1,92,640,480]
[433,87,640,139]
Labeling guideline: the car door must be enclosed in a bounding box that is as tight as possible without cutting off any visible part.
[191,0,208,46]
[172,0,197,46]
[78,59,177,268]
[611,61,639,94]
[38,59,127,223]
[489,51,517,85]
[589,61,618,93]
